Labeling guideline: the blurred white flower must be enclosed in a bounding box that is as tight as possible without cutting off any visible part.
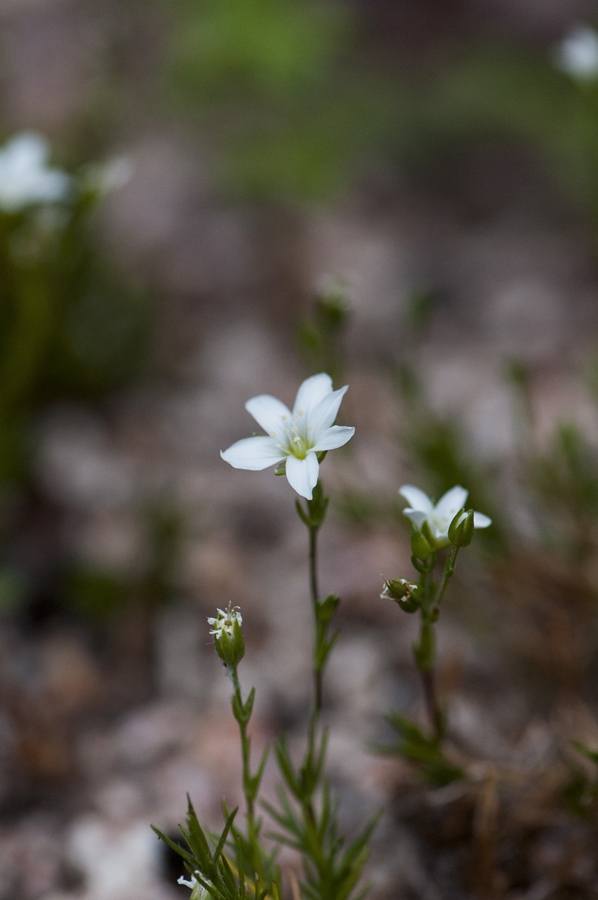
[399,484,491,547]
[83,155,134,195]
[221,373,355,499]
[0,132,70,211]
[555,24,598,80]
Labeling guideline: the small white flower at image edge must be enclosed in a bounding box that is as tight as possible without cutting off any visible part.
[399,484,491,547]
[220,372,355,500]
[555,24,598,80]
[0,132,70,212]
[178,871,210,898]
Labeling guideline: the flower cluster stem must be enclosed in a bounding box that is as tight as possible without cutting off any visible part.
[412,546,460,741]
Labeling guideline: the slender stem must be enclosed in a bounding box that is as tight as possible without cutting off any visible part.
[309,525,323,714]
[413,547,459,741]
[422,664,443,741]
[434,545,459,610]
[231,668,256,836]
[309,525,319,607]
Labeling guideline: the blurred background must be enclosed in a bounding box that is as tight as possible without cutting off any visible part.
[4,1,598,898]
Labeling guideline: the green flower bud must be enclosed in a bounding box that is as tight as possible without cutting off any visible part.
[381,578,420,612]
[410,526,433,560]
[207,605,245,667]
[448,508,474,547]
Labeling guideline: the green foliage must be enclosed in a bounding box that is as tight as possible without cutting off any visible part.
[167,0,403,202]
[153,800,278,900]
[529,422,598,560]
[562,743,598,818]
[298,282,350,384]
[424,41,598,218]
[380,713,464,786]
[171,0,347,101]
[0,188,149,488]
[64,568,130,622]
[266,732,377,900]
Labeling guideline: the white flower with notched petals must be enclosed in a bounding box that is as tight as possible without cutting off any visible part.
[555,25,598,80]
[220,373,355,500]
[0,133,70,212]
[399,484,491,548]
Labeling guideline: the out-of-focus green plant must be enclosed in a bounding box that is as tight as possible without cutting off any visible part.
[562,742,598,819]
[506,355,598,564]
[409,29,598,238]
[0,134,150,623]
[0,136,147,488]
[298,279,350,385]
[167,0,404,201]
[167,4,598,226]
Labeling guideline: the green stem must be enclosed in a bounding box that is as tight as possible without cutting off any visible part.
[413,546,459,741]
[433,545,459,611]
[231,667,258,854]
[309,524,323,714]
[422,665,443,742]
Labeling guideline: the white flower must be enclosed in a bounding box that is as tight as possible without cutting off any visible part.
[220,373,355,500]
[399,484,491,547]
[82,155,134,195]
[207,604,242,640]
[0,133,70,211]
[555,25,598,81]
[178,872,210,898]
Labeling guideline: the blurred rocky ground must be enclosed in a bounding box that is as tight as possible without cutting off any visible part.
[2,1,598,899]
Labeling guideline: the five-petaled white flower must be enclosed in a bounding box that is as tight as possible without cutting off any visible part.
[0,133,70,212]
[220,373,355,500]
[207,605,242,640]
[555,24,598,80]
[399,484,491,547]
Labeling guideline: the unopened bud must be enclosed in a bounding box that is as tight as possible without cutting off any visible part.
[448,508,474,547]
[411,526,433,560]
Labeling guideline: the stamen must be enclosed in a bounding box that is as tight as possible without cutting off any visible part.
[297,409,304,416]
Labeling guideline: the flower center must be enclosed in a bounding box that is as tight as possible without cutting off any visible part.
[278,414,314,459]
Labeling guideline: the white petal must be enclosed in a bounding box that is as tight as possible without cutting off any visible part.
[399,485,433,514]
[473,511,492,529]
[309,385,349,438]
[434,485,468,521]
[285,453,319,499]
[293,373,333,416]
[5,133,48,168]
[245,394,291,436]
[403,508,428,529]
[312,425,355,452]
[220,437,284,470]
